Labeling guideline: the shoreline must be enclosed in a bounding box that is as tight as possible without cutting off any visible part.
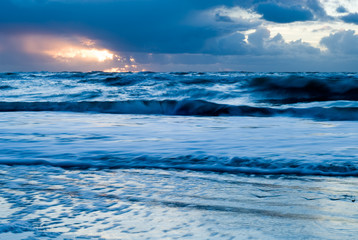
[1,166,357,239]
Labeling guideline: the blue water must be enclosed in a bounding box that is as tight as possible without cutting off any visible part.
[0,72,358,239]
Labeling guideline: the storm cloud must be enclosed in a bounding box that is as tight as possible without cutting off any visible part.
[0,0,325,53]
[1,0,358,71]
[256,3,314,23]
[321,30,358,54]
[341,13,358,25]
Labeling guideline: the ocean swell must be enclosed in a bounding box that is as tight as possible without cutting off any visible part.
[0,100,358,120]
[247,73,358,103]
[1,155,358,177]
[2,72,358,108]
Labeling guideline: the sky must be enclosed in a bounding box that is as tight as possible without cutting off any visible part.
[1,0,358,72]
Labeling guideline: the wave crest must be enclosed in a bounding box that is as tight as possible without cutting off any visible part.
[1,155,358,177]
[248,74,358,103]
[1,100,358,120]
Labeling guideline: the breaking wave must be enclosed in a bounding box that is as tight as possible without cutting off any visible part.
[0,100,358,120]
[1,155,358,177]
[1,71,358,121]
[246,73,358,103]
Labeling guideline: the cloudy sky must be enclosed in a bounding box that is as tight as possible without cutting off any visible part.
[1,0,358,72]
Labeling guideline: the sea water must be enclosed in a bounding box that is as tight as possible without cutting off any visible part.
[0,72,357,239]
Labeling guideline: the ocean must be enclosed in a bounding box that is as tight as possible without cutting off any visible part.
[0,72,357,239]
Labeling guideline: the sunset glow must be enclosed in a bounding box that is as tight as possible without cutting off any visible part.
[12,34,141,71]
[19,34,115,62]
[45,48,114,62]
[104,63,139,72]
[104,67,128,72]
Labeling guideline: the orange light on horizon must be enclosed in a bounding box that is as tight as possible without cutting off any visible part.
[21,34,115,62]
[45,48,114,62]
[15,33,142,71]
[103,56,139,72]
[104,67,127,72]
[104,65,139,73]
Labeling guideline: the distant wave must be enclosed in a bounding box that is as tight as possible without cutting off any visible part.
[0,100,358,120]
[1,155,358,177]
[0,85,15,90]
[247,73,358,103]
[1,72,358,119]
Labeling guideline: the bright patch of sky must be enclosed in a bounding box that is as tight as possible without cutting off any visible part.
[234,1,358,50]
[321,0,358,16]
[264,21,358,49]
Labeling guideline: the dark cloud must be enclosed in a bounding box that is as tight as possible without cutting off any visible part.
[203,32,248,55]
[320,30,358,55]
[341,13,358,24]
[336,6,347,13]
[206,7,261,32]
[0,0,325,55]
[256,3,314,23]
[305,0,327,18]
[0,0,327,56]
[0,0,240,54]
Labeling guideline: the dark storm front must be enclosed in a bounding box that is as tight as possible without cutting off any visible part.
[0,72,358,176]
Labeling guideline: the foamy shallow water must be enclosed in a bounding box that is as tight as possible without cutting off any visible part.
[1,166,358,240]
[0,112,358,239]
[1,112,358,176]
